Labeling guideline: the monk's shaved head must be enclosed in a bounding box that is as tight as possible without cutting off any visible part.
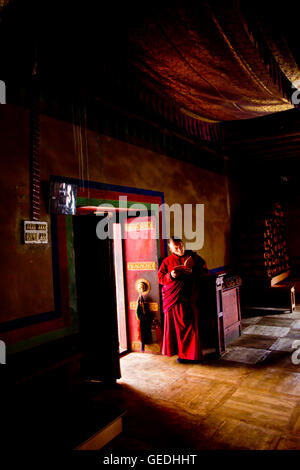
[169,237,185,256]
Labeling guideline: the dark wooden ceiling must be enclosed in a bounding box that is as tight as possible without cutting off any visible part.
[0,1,299,175]
[221,109,300,174]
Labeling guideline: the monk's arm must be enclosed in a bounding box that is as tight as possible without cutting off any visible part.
[158,260,175,285]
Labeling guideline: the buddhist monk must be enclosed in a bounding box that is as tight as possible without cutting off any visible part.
[158,236,208,363]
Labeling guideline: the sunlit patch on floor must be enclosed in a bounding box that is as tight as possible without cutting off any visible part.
[221,346,271,364]
[242,325,290,337]
[270,338,298,352]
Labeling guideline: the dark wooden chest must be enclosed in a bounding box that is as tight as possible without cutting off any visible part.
[198,273,242,357]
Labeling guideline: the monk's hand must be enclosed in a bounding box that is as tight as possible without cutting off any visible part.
[171,269,179,278]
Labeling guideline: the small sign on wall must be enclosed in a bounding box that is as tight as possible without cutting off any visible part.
[0,80,6,104]
[49,182,77,215]
[24,221,48,244]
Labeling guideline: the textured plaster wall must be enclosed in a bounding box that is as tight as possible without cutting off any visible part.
[0,106,54,322]
[0,107,232,327]
[98,135,231,268]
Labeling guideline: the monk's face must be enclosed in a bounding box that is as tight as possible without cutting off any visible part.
[169,240,185,257]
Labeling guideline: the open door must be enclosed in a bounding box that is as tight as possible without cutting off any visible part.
[112,223,128,353]
[123,214,162,353]
[73,214,121,382]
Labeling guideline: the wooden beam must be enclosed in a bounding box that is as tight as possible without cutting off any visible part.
[224,131,300,146]
[237,150,300,161]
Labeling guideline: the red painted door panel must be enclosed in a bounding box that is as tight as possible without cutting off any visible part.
[124,215,162,353]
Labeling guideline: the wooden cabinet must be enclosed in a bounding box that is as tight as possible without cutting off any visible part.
[222,285,242,347]
[198,274,242,357]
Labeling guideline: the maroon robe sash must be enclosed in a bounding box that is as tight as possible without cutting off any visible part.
[161,279,185,314]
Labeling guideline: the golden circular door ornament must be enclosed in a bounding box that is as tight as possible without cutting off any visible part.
[135,278,151,295]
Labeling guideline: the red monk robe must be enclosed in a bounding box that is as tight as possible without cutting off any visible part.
[158,250,208,361]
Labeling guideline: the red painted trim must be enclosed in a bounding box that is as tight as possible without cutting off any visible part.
[4,187,165,346]
[77,187,162,205]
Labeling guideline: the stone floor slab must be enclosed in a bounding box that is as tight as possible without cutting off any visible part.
[258,317,295,327]
[230,334,276,350]
[241,317,261,325]
[266,312,300,320]
[270,337,298,352]
[242,325,290,337]
[221,347,271,364]
[291,320,300,329]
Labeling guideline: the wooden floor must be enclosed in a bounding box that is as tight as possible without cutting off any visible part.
[96,307,300,451]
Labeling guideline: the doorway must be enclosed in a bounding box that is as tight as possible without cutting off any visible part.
[74,206,163,368]
[101,209,162,355]
[73,214,121,382]
[112,222,128,354]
